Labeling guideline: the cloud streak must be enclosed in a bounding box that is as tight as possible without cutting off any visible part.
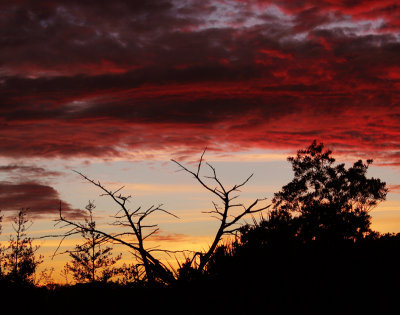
[0,164,62,178]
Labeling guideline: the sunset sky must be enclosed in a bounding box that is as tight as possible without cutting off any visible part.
[1,0,400,281]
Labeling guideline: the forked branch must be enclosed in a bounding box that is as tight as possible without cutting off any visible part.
[171,149,270,273]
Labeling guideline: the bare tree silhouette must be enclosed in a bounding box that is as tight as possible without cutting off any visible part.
[56,172,177,285]
[172,149,270,274]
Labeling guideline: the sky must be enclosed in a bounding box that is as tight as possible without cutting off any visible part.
[1,0,400,282]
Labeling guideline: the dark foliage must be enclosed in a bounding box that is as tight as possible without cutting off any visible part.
[198,142,396,313]
[272,140,387,243]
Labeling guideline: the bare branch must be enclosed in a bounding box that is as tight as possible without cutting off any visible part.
[171,159,225,200]
[228,173,254,194]
[224,202,271,230]
[197,147,207,177]
[55,173,180,285]
[206,162,227,195]
[113,186,125,195]
[142,228,160,241]
[172,149,270,274]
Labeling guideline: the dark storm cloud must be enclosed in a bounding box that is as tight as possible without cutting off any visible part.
[0,162,82,218]
[0,0,399,164]
[0,181,85,219]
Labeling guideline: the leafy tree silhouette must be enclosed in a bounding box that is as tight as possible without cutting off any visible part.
[2,209,43,284]
[64,201,122,283]
[271,140,387,244]
[201,142,391,313]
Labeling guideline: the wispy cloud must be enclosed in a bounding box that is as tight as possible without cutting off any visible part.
[388,185,400,193]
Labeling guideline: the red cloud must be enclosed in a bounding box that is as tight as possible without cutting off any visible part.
[0,0,399,166]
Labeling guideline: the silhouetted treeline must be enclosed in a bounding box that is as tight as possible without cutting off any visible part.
[1,141,400,314]
[2,232,399,314]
